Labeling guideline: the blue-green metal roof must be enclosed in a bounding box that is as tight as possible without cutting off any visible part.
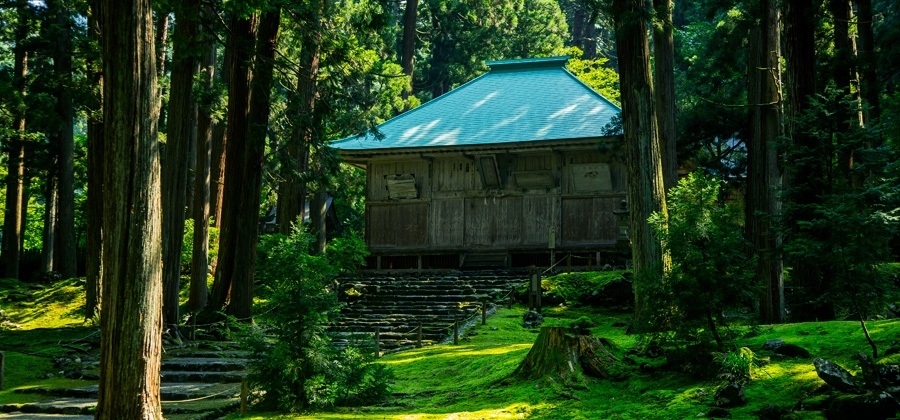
[331,56,620,152]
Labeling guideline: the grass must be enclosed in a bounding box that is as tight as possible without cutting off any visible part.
[3,275,900,419]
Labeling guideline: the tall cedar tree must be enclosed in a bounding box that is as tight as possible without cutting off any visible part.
[652,0,677,191]
[204,12,256,321]
[206,8,280,320]
[277,1,324,236]
[96,0,164,417]
[162,0,201,337]
[48,0,78,278]
[746,0,784,324]
[86,0,103,319]
[828,0,860,180]
[612,0,670,324]
[188,9,217,314]
[400,0,418,101]
[784,0,833,321]
[856,0,878,123]
[2,2,29,279]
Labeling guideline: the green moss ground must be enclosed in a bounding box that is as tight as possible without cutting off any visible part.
[3,275,899,419]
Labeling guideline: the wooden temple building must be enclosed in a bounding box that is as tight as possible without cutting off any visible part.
[331,56,627,270]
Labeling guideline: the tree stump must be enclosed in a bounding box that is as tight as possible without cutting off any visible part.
[513,326,626,382]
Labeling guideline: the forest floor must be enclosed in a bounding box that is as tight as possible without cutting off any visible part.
[1,276,899,419]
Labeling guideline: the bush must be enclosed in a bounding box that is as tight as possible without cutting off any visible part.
[242,228,392,412]
[646,172,757,350]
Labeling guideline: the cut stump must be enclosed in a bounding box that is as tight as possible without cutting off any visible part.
[512,326,626,381]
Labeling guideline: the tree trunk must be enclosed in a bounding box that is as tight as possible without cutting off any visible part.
[50,0,77,279]
[203,12,257,321]
[85,0,103,320]
[188,23,216,315]
[210,44,231,231]
[784,0,833,321]
[855,0,878,123]
[161,0,201,338]
[828,0,861,181]
[96,0,164,417]
[652,0,678,191]
[400,0,418,102]
[2,3,28,280]
[746,0,784,324]
[155,11,169,133]
[612,0,670,326]
[278,8,320,235]
[226,8,281,320]
[310,189,327,254]
[513,326,624,381]
[41,173,58,273]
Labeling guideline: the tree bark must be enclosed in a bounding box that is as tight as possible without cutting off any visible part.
[161,0,201,338]
[2,2,28,280]
[204,12,257,321]
[784,0,832,321]
[400,0,418,102]
[278,4,321,235]
[96,0,163,417]
[513,326,624,381]
[155,11,169,132]
[49,0,77,279]
[41,173,58,273]
[226,8,281,320]
[85,0,103,320]
[210,44,231,231]
[746,0,784,324]
[612,0,670,326]
[188,21,216,315]
[652,0,678,191]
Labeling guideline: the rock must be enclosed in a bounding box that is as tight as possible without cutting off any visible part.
[775,343,810,358]
[880,364,900,387]
[583,278,634,308]
[522,310,544,329]
[814,358,862,394]
[714,382,746,408]
[855,352,882,389]
[763,339,785,350]
[826,392,899,420]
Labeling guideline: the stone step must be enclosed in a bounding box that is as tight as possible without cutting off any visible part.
[159,370,246,384]
[161,357,248,372]
[15,383,239,401]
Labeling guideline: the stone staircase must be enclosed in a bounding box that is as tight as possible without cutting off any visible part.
[0,342,247,420]
[332,271,528,352]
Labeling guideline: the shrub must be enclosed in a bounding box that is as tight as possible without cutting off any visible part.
[242,228,392,412]
[647,172,757,350]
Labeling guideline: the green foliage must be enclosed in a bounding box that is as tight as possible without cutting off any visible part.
[180,219,220,274]
[781,87,900,319]
[715,347,756,382]
[243,228,390,411]
[647,172,756,349]
[540,271,628,306]
[564,46,620,105]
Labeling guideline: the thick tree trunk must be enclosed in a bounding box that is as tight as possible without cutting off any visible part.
[226,8,281,320]
[746,0,784,324]
[188,28,216,315]
[784,0,832,321]
[310,189,327,254]
[513,326,624,381]
[204,13,257,321]
[400,0,417,102]
[96,0,164,417]
[855,0,878,123]
[612,0,670,326]
[155,12,169,132]
[2,4,28,280]
[161,0,201,338]
[209,43,231,231]
[652,0,678,191]
[828,0,860,180]
[49,0,77,279]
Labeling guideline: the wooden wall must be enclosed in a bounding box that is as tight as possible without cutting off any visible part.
[363,147,626,253]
